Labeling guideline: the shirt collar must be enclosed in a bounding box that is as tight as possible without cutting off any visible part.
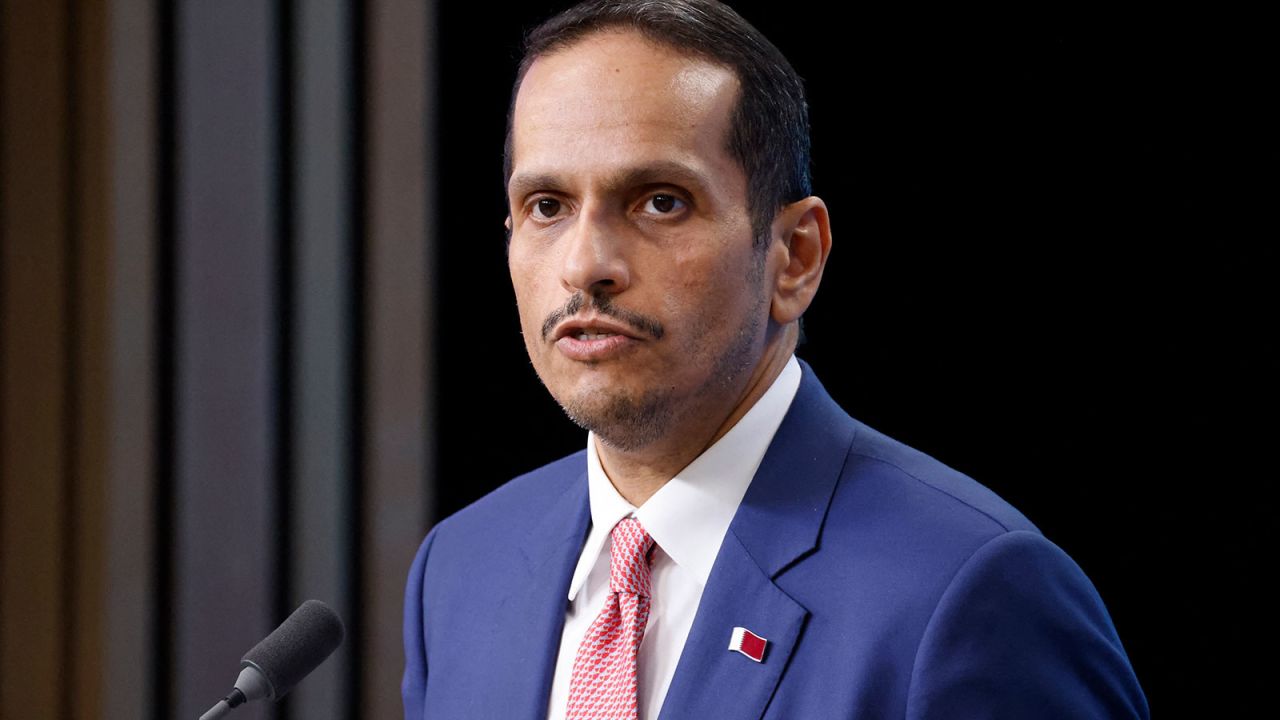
[567,355,803,600]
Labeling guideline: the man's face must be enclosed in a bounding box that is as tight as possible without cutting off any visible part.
[506,31,772,450]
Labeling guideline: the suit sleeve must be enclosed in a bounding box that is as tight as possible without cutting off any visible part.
[402,526,438,720]
[905,530,1149,719]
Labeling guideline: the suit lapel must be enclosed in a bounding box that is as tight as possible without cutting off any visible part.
[487,467,591,719]
[658,531,808,720]
[659,362,857,719]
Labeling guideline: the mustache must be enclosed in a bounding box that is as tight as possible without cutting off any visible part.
[541,291,665,341]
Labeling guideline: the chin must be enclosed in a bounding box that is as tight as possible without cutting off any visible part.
[555,386,674,452]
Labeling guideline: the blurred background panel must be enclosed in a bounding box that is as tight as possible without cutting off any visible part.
[0,1,1268,719]
[1,0,433,718]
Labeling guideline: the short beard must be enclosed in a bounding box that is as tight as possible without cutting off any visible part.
[555,246,768,452]
[559,385,672,452]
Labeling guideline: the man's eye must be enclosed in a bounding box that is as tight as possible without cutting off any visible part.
[644,194,685,214]
[534,198,562,218]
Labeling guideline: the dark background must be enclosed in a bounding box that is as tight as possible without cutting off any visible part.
[435,3,1271,715]
[9,2,1262,717]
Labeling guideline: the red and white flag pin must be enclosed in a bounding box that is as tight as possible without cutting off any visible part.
[728,627,768,662]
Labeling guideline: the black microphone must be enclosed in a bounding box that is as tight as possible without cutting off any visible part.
[199,599,345,720]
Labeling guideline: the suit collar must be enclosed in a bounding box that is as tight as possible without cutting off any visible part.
[518,465,592,576]
[729,358,858,578]
[658,531,809,720]
[491,469,589,720]
[660,360,858,719]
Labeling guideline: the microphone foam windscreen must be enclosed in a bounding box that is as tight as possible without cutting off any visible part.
[241,599,345,700]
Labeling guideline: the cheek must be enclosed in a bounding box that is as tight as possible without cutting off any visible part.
[515,294,549,354]
[662,268,748,352]
[509,265,546,344]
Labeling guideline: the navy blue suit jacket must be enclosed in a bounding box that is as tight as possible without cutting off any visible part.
[403,362,1148,718]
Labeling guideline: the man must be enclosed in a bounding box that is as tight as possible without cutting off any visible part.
[403,1,1148,718]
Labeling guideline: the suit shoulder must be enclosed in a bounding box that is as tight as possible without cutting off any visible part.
[907,530,1149,718]
[791,361,1036,538]
[840,419,1040,538]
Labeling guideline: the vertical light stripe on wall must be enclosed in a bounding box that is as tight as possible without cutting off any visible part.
[104,1,158,718]
[172,1,281,718]
[0,1,70,717]
[70,0,111,715]
[1,1,443,716]
[364,0,434,716]
[289,1,355,718]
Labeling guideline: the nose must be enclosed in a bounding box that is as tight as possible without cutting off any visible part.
[560,204,630,296]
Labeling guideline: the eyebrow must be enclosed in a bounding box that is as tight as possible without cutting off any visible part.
[507,160,713,204]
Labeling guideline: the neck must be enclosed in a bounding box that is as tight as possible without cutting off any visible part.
[595,324,797,506]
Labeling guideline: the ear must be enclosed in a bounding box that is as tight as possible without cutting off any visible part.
[768,196,832,325]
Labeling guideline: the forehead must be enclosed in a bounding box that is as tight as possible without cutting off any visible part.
[509,31,742,194]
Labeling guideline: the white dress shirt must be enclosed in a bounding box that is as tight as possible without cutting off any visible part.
[546,355,802,720]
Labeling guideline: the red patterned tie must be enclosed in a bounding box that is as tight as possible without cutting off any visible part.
[566,517,655,720]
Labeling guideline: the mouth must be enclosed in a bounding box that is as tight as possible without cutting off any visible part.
[540,291,665,344]
[551,316,645,343]
[551,316,645,362]
[570,329,622,341]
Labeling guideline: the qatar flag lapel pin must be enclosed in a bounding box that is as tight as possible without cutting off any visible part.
[728,627,768,663]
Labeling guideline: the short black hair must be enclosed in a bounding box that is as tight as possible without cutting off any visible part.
[503,0,812,249]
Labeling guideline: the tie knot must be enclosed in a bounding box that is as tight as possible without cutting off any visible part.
[608,517,654,597]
